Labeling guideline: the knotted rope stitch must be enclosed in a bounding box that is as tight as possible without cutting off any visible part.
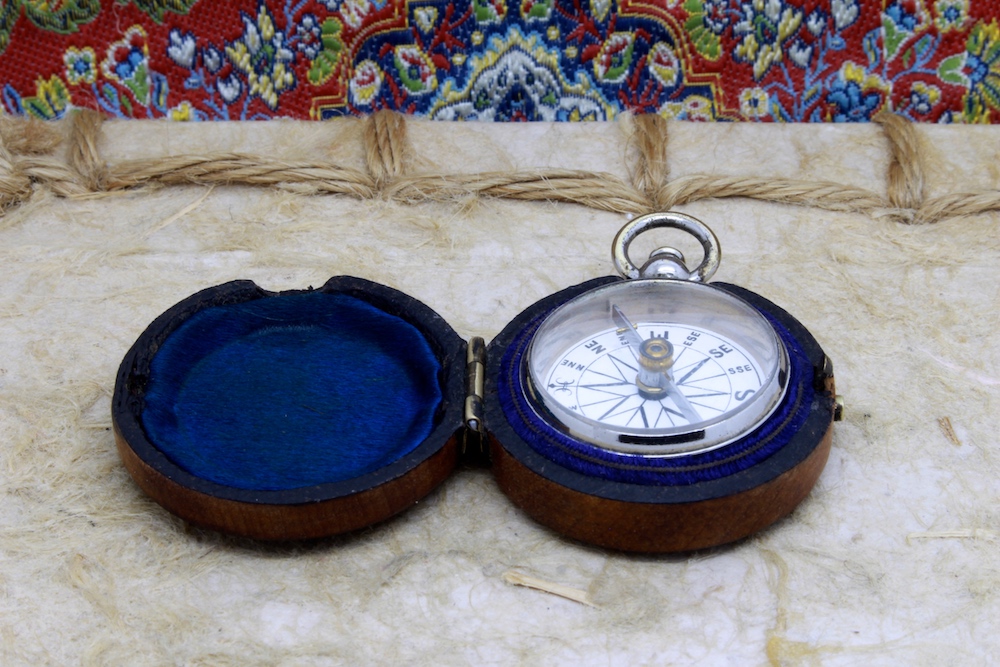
[1,108,999,225]
[628,113,671,211]
[877,111,926,212]
[364,109,408,188]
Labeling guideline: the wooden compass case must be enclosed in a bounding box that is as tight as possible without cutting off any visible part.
[113,275,837,552]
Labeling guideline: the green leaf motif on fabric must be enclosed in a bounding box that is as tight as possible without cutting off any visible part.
[593,32,635,84]
[474,0,507,24]
[123,62,150,104]
[23,75,69,120]
[101,83,120,108]
[21,0,101,32]
[883,17,907,61]
[0,0,192,57]
[121,90,134,115]
[1,0,102,55]
[683,0,722,61]
[914,35,933,60]
[126,0,198,23]
[394,45,437,95]
[307,18,343,86]
[938,54,966,85]
[521,0,552,21]
[0,0,21,56]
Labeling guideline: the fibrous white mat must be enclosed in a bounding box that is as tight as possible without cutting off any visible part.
[1,120,998,665]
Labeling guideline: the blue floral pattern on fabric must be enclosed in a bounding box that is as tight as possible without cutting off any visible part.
[2,0,1000,121]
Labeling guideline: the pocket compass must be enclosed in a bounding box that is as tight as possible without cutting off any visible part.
[113,211,839,552]
[525,213,787,456]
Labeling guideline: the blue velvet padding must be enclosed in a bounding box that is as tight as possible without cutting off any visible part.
[141,292,443,491]
[497,306,815,486]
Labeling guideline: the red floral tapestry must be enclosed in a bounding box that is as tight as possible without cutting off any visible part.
[0,0,997,121]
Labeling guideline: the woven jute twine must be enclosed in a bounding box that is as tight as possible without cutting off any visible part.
[0,110,996,224]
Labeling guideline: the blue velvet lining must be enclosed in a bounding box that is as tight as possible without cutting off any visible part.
[497,305,815,485]
[141,291,443,491]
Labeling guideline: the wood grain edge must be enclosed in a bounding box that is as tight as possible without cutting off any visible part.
[114,421,460,541]
[490,423,833,553]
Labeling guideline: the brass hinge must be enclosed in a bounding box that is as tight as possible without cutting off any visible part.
[463,337,486,452]
[464,337,486,432]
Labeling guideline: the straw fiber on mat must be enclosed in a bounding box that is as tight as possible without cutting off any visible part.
[0,115,998,665]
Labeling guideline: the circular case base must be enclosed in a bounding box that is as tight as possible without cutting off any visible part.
[114,425,461,541]
[113,277,466,541]
[489,428,831,552]
[485,277,836,553]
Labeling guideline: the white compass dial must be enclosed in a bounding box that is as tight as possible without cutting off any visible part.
[525,279,788,456]
[541,324,764,430]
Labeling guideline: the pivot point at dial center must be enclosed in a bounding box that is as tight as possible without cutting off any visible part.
[639,337,674,371]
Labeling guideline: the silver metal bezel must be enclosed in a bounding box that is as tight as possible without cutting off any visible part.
[524,279,790,457]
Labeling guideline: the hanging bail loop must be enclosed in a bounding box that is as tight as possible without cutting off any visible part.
[612,212,721,282]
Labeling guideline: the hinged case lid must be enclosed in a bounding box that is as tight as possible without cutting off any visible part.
[113,276,466,540]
